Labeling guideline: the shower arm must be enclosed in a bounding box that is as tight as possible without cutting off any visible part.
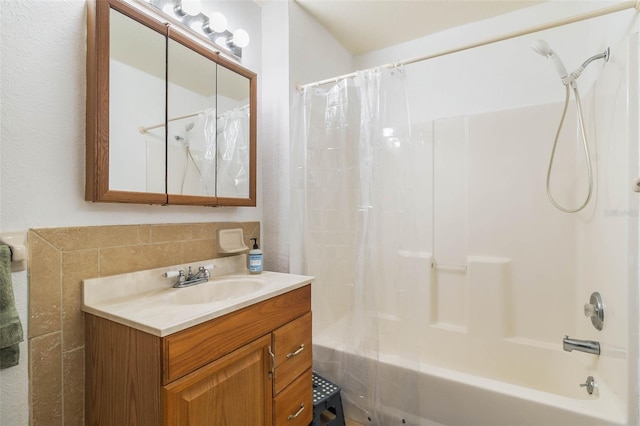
[581,47,610,69]
[562,47,610,86]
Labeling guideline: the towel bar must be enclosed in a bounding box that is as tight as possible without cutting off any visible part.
[0,231,27,272]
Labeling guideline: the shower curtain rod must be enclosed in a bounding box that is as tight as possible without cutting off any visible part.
[299,0,640,89]
[138,104,250,134]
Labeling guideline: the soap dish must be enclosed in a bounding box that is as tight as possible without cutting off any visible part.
[217,228,249,253]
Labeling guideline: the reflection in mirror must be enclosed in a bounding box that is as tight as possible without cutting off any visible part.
[164,38,217,198]
[217,65,251,199]
[109,8,166,193]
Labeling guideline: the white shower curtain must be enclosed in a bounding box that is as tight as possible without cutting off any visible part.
[292,67,427,424]
[217,107,250,198]
[200,108,217,196]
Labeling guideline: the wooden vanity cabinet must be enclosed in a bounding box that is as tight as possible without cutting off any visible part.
[85,285,311,426]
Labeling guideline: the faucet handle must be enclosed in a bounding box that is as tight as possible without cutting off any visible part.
[163,269,186,283]
[579,376,596,395]
[584,303,598,317]
[583,292,604,331]
[163,270,180,278]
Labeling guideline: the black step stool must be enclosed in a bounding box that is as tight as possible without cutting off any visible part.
[311,371,346,426]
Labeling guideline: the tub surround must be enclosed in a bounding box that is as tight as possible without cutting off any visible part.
[28,221,259,426]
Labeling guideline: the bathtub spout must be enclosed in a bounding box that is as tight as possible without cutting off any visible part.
[563,335,600,355]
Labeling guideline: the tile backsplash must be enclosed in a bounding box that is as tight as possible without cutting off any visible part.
[28,221,259,426]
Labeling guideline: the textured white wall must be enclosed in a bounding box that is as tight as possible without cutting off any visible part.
[0,1,262,424]
[288,1,354,88]
[261,0,289,273]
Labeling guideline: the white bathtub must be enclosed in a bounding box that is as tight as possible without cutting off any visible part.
[313,323,627,426]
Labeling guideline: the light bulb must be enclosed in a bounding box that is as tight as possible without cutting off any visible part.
[181,0,201,16]
[207,12,227,33]
[231,29,250,48]
[162,4,175,14]
[215,36,227,47]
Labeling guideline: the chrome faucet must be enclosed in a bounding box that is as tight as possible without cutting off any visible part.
[163,264,214,288]
[563,335,600,355]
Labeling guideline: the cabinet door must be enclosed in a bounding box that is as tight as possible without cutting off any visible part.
[164,334,272,426]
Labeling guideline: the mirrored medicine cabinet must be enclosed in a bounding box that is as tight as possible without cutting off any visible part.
[86,0,257,206]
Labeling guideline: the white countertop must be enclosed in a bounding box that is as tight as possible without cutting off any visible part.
[82,256,314,337]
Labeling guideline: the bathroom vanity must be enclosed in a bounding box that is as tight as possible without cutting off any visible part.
[83,257,313,425]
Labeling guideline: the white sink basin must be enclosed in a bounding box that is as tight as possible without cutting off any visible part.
[168,277,266,305]
[82,255,314,336]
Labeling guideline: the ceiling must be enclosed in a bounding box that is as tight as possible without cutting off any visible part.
[294,0,546,55]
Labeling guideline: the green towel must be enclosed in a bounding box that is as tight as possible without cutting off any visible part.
[0,245,23,369]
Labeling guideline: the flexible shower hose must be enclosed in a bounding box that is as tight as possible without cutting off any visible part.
[546,84,593,213]
[180,146,202,195]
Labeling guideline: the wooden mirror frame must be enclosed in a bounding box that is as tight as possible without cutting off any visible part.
[86,0,257,207]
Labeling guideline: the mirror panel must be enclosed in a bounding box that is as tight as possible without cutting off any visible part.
[109,8,166,194]
[216,65,251,199]
[167,38,217,200]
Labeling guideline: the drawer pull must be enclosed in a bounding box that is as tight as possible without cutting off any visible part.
[286,344,305,358]
[287,403,305,420]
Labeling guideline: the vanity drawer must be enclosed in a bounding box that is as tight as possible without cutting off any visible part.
[273,368,312,426]
[162,285,311,384]
[272,312,312,394]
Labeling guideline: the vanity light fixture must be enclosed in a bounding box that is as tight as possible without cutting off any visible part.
[178,0,201,16]
[204,12,227,33]
[229,29,250,48]
[141,0,249,59]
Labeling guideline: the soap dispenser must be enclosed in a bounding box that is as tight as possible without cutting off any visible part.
[248,238,263,274]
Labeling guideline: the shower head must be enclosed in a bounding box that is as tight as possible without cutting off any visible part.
[174,122,195,147]
[532,40,611,87]
[530,39,553,57]
[531,39,568,81]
